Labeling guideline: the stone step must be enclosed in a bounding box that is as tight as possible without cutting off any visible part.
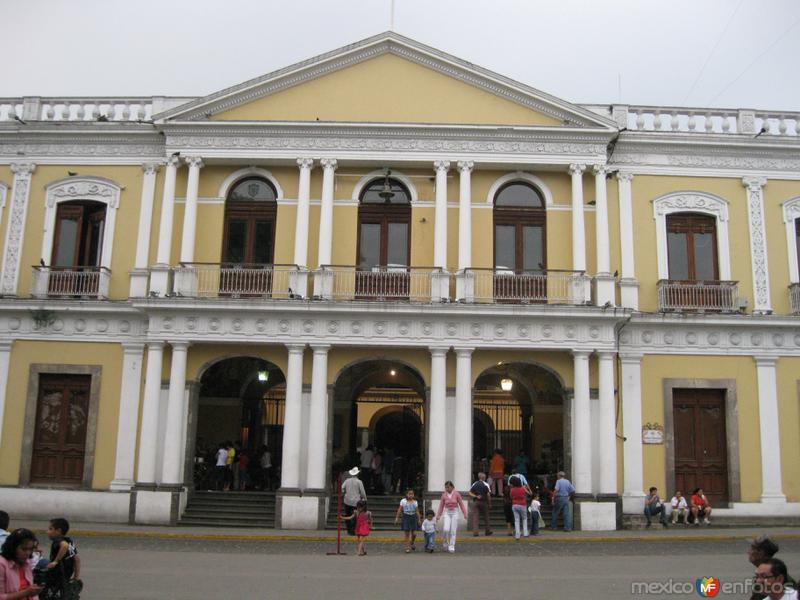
[178,517,274,528]
[179,490,277,528]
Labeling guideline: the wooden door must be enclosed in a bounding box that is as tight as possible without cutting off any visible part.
[31,374,91,485]
[673,389,728,504]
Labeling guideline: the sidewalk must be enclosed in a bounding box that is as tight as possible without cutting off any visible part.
[15,520,800,544]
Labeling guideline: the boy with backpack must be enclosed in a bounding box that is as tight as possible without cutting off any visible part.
[43,517,82,599]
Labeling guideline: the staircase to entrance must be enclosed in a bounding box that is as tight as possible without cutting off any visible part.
[179,491,276,527]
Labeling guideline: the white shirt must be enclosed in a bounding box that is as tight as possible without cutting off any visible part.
[421,519,436,533]
[778,589,798,600]
[360,449,374,468]
[529,499,541,513]
[671,496,688,509]
[215,448,228,467]
[260,451,272,469]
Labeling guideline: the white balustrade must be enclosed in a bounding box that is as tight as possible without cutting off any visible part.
[620,105,800,137]
[657,279,740,312]
[30,266,111,299]
[0,98,153,122]
[790,283,800,314]
[313,265,443,302]
[466,268,587,305]
[171,263,305,299]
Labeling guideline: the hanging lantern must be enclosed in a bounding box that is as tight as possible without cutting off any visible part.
[500,378,513,391]
[379,169,395,202]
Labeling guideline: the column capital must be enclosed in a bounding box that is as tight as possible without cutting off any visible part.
[456,160,474,173]
[572,349,591,359]
[597,351,616,360]
[592,164,610,176]
[453,346,474,356]
[429,346,449,356]
[0,341,12,352]
[142,162,162,175]
[616,170,634,183]
[296,157,314,170]
[286,343,306,354]
[754,355,778,367]
[122,342,146,355]
[568,163,586,176]
[320,158,338,171]
[619,352,643,363]
[165,154,181,169]
[146,341,165,351]
[433,160,451,172]
[10,163,36,176]
[311,344,331,353]
[742,176,767,191]
[184,156,204,169]
[169,341,190,351]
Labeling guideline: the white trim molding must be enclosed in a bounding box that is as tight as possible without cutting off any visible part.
[652,191,731,280]
[485,171,554,207]
[41,177,122,270]
[1,163,36,295]
[742,177,771,313]
[216,166,285,201]
[782,196,800,283]
[351,169,419,204]
[0,181,7,211]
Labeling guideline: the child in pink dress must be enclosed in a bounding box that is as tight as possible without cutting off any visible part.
[344,500,373,556]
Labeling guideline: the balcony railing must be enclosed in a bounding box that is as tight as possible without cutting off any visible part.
[31,266,110,299]
[313,265,447,302]
[460,268,590,305]
[657,280,739,312]
[172,263,306,299]
[790,283,800,314]
[0,97,153,122]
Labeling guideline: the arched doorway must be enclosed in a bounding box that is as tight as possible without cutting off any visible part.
[194,357,285,490]
[472,362,565,491]
[332,359,425,493]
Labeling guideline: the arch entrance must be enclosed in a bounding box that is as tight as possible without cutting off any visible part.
[194,357,285,490]
[332,359,425,493]
[472,362,566,490]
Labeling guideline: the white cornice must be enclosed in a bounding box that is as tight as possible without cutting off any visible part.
[155,32,617,130]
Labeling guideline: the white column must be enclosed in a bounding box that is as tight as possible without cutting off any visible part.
[620,353,645,514]
[597,352,617,496]
[293,158,314,268]
[427,347,448,492]
[569,164,587,272]
[457,161,473,270]
[617,172,638,310]
[572,350,592,494]
[593,166,615,306]
[0,342,12,448]
[743,177,772,314]
[1,163,36,296]
[151,155,180,295]
[433,161,450,269]
[130,163,161,297]
[110,344,145,491]
[136,342,164,485]
[179,156,203,264]
[161,342,189,486]
[755,357,786,502]
[155,155,180,265]
[280,344,305,489]
[306,345,330,490]
[317,159,337,267]
[454,347,473,491]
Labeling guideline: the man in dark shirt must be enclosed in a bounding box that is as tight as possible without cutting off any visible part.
[468,472,493,537]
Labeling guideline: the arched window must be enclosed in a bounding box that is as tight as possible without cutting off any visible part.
[222,177,277,265]
[666,213,718,280]
[357,177,411,270]
[493,182,546,272]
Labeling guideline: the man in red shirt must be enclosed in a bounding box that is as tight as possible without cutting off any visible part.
[690,487,713,525]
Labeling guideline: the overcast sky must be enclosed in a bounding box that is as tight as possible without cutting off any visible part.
[2,0,799,111]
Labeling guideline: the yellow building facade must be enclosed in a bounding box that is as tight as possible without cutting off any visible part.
[0,32,798,529]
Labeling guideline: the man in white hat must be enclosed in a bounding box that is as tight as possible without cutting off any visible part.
[342,467,367,535]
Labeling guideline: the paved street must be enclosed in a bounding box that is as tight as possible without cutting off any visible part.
[43,529,800,599]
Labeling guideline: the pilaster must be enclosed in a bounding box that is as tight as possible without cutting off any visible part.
[110,343,145,491]
[743,177,771,313]
[130,162,161,297]
[1,163,36,296]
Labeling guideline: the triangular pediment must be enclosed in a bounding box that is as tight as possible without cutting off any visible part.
[157,32,616,131]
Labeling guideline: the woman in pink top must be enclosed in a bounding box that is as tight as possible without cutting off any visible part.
[436,481,468,553]
[0,528,41,599]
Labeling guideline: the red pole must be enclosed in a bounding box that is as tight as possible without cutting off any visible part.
[327,471,346,555]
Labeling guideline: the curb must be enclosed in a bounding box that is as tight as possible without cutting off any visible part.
[36,529,800,545]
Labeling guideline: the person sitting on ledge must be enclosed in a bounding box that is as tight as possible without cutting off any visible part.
[670,490,689,524]
[644,486,668,528]
[690,487,712,526]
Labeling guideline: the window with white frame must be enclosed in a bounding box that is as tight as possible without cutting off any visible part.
[783,197,800,283]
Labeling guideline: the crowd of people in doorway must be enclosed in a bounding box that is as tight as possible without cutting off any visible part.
[642,486,714,527]
[0,511,82,599]
[356,445,422,495]
[197,441,276,492]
